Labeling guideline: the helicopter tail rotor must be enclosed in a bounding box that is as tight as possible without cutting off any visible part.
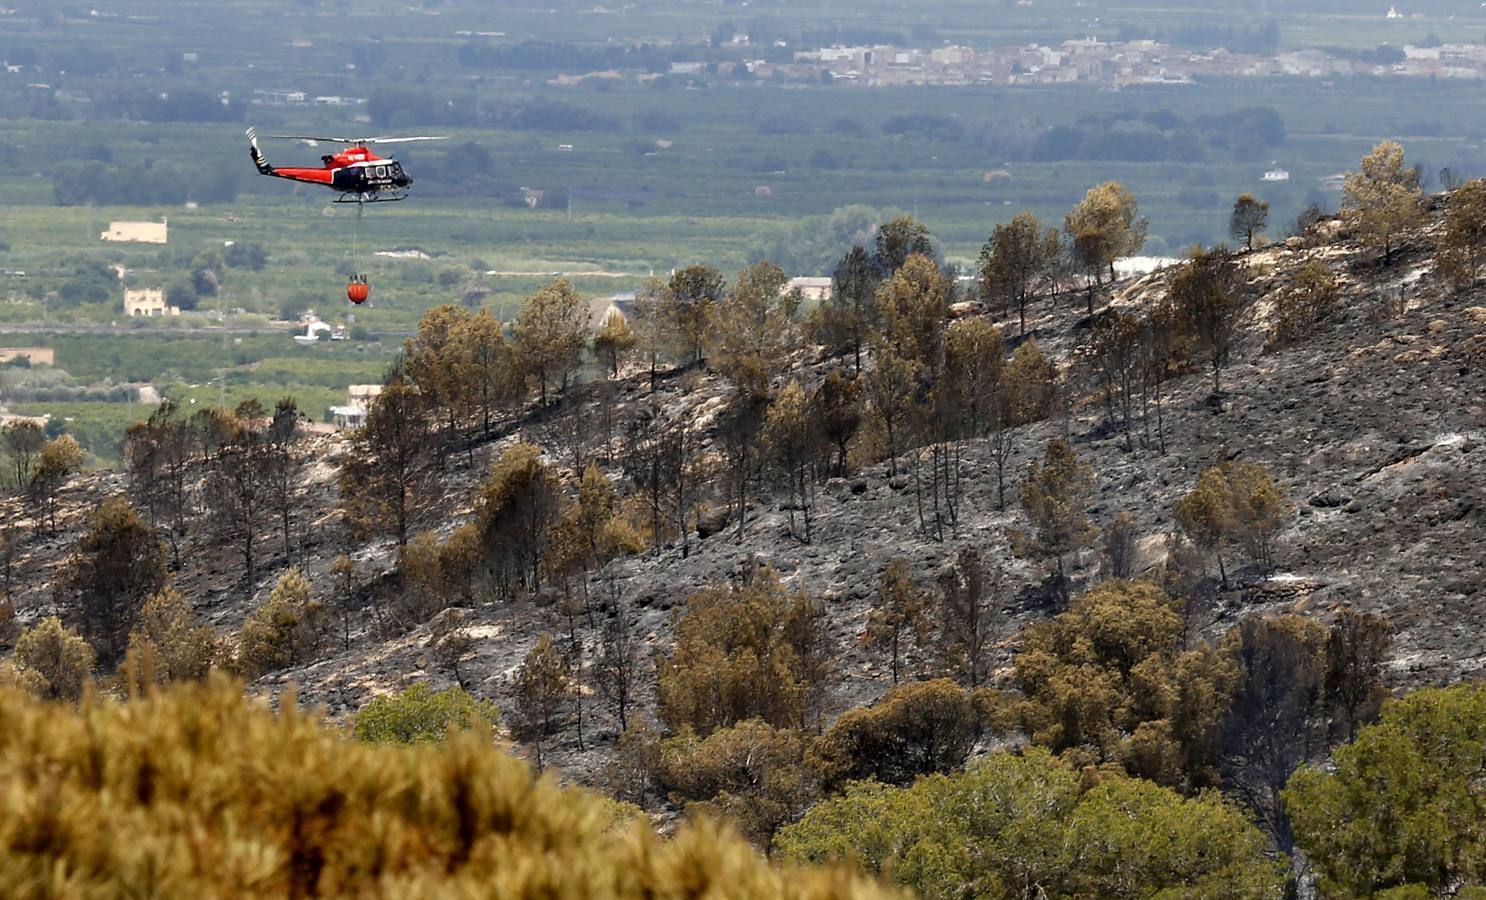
[245,127,274,175]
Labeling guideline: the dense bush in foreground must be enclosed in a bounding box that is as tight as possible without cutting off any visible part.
[1285,684,1486,897]
[775,748,1287,899]
[0,679,895,898]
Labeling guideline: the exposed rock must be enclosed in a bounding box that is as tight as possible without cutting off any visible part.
[1308,488,1351,508]
[695,506,731,539]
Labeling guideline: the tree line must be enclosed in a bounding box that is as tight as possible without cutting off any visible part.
[1,137,1471,664]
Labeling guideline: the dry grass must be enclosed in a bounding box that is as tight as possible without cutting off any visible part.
[0,677,897,899]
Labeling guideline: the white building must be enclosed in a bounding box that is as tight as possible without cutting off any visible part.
[587,292,636,329]
[785,276,833,302]
[124,289,180,317]
[253,89,307,105]
[329,404,368,429]
[347,384,383,405]
[328,384,383,429]
[294,320,333,344]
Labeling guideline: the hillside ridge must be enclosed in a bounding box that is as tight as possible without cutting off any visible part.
[3,202,1484,788]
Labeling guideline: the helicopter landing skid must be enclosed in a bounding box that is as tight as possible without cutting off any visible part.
[334,191,407,204]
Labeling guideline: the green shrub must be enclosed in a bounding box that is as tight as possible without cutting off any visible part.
[659,719,818,848]
[1285,684,1486,897]
[656,565,830,735]
[777,748,1286,899]
[812,679,975,789]
[353,683,499,744]
[10,616,95,702]
[1267,259,1339,349]
[235,568,329,678]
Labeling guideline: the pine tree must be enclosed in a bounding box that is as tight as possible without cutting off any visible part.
[265,397,303,558]
[661,265,725,366]
[1065,181,1148,282]
[941,317,1004,438]
[125,587,222,685]
[1169,246,1239,395]
[592,313,636,378]
[762,380,818,543]
[512,279,588,406]
[863,349,920,478]
[1286,684,1486,898]
[811,370,861,478]
[864,559,929,684]
[404,304,475,448]
[873,215,935,276]
[1009,439,1096,605]
[3,419,43,492]
[656,565,831,734]
[595,591,640,732]
[459,308,516,437]
[873,254,950,375]
[1175,460,1290,586]
[1090,310,1142,448]
[937,547,1001,688]
[715,388,769,543]
[203,428,273,587]
[819,244,878,371]
[1229,193,1270,251]
[342,378,431,546]
[67,495,167,664]
[514,633,574,768]
[1267,259,1339,349]
[1343,140,1424,266]
[1174,465,1238,589]
[814,679,976,788]
[978,211,1062,336]
[329,553,357,650]
[1436,177,1486,288]
[706,261,798,393]
[1219,615,1329,853]
[1100,512,1139,581]
[29,434,84,533]
[475,444,563,598]
[1324,609,1392,742]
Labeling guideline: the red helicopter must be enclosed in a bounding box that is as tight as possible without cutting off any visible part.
[246,127,444,303]
[246,127,444,203]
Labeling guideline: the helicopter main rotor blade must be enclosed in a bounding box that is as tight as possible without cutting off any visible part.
[360,136,449,144]
[265,134,362,144]
[264,134,448,145]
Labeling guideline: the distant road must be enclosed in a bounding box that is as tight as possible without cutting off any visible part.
[0,323,413,337]
[485,269,639,279]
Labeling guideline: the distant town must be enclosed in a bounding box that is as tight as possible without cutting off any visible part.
[562,35,1486,91]
[778,37,1486,88]
[180,35,1486,108]
[15,34,1486,111]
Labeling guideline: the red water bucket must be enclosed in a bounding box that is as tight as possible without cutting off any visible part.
[347,277,370,304]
